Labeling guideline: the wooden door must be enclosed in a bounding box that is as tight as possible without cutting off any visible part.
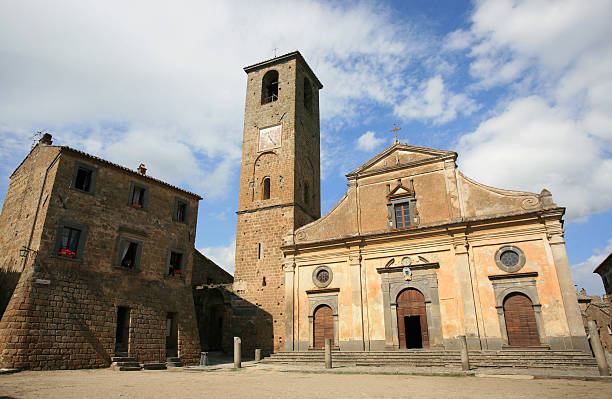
[504,293,540,347]
[313,305,334,349]
[396,289,429,348]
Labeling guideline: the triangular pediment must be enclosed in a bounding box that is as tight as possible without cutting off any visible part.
[346,143,457,179]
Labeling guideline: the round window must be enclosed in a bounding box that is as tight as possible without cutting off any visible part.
[494,245,526,273]
[316,269,329,284]
[500,250,520,267]
[312,265,333,288]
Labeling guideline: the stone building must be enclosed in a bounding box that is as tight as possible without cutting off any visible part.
[595,253,612,300]
[233,51,322,354]
[578,289,612,364]
[0,134,202,369]
[192,249,234,353]
[234,52,589,354]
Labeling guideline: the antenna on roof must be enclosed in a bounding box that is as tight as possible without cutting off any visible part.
[31,131,44,149]
[273,47,278,58]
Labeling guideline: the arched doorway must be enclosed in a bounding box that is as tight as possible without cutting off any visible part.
[313,305,334,349]
[397,289,429,349]
[503,293,540,347]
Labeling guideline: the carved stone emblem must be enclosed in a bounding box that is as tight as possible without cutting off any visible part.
[402,267,412,281]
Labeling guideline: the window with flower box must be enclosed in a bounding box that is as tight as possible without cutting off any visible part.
[129,182,149,210]
[54,221,88,260]
[167,249,185,278]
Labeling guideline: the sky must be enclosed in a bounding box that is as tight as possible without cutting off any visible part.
[1,0,611,295]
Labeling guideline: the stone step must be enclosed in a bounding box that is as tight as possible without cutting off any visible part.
[111,356,137,363]
[116,366,142,371]
[166,357,183,368]
[143,363,167,370]
[110,362,142,371]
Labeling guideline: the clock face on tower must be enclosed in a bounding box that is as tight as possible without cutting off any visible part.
[258,125,282,151]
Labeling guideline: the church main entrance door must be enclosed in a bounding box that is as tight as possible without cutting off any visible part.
[313,305,334,349]
[397,289,429,349]
[503,293,540,346]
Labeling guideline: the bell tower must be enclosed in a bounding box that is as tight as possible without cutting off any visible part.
[233,51,322,353]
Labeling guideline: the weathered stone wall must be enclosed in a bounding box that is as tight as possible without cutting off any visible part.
[233,53,321,354]
[0,144,202,369]
[192,249,233,286]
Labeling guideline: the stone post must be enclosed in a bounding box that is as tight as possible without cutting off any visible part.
[587,321,610,376]
[283,260,296,352]
[233,337,241,368]
[255,348,262,362]
[459,335,470,371]
[325,338,332,369]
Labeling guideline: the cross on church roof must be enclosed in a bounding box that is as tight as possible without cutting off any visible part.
[390,124,401,144]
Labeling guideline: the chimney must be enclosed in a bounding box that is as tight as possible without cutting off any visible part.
[39,133,53,145]
[137,164,147,175]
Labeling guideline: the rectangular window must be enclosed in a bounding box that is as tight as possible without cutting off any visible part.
[167,249,184,277]
[74,168,92,191]
[70,161,97,194]
[394,203,411,228]
[120,242,138,269]
[55,221,88,260]
[173,197,189,223]
[59,226,81,257]
[116,237,142,270]
[129,182,149,209]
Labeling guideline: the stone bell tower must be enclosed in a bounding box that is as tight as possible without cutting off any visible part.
[233,51,322,353]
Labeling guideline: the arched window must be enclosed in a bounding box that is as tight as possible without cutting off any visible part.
[304,77,313,112]
[303,181,310,205]
[262,177,270,200]
[261,70,279,104]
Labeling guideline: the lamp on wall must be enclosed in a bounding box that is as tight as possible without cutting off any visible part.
[19,246,38,257]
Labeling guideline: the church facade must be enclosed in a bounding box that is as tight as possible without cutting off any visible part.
[281,144,588,352]
[233,51,588,354]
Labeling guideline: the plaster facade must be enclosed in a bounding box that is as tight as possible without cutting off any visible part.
[282,144,589,352]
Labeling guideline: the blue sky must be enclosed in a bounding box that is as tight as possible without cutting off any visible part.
[1,0,611,295]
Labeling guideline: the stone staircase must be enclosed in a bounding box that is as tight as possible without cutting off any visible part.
[166,356,184,368]
[263,349,599,370]
[110,355,141,371]
[110,352,175,371]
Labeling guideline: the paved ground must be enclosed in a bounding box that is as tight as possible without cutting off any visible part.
[0,365,610,399]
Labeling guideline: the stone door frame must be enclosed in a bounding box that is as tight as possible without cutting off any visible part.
[490,274,547,347]
[306,289,339,348]
[378,265,443,350]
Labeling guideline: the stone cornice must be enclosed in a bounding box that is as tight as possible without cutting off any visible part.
[282,208,565,253]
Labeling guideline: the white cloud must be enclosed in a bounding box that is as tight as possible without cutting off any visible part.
[0,0,426,198]
[571,238,612,296]
[458,96,612,221]
[200,237,236,276]
[451,0,612,222]
[357,131,386,152]
[394,76,478,125]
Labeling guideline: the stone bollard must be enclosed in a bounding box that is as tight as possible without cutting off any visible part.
[459,335,470,371]
[255,348,262,362]
[324,338,332,369]
[200,351,208,366]
[234,337,242,368]
[587,321,610,376]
